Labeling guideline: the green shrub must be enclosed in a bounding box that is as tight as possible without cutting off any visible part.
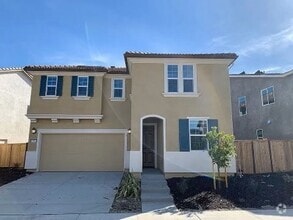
[117,172,140,199]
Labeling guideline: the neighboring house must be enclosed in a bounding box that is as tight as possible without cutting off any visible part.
[24,52,237,175]
[0,68,32,143]
[230,70,293,140]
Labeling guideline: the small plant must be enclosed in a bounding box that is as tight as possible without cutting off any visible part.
[206,127,236,189]
[117,172,140,199]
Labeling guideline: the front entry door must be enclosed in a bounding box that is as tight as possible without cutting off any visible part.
[143,125,155,168]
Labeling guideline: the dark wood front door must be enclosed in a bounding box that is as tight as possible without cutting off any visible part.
[143,125,155,168]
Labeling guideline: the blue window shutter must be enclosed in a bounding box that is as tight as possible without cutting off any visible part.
[39,76,47,96]
[208,119,218,131]
[71,76,77,96]
[88,76,94,97]
[179,119,190,152]
[56,76,63,96]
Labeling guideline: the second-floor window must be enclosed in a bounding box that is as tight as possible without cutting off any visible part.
[39,75,63,98]
[167,65,179,92]
[261,86,275,106]
[111,78,125,100]
[165,64,196,95]
[238,96,247,116]
[77,76,88,96]
[46,76,57,96]
[71,76,94,98]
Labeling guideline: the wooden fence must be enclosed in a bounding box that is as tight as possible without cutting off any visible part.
[0,143,27,168]
[235,140,293,174]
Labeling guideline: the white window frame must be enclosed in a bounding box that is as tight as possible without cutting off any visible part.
[164,64,198,97]
[45,75,58,96]
[188,117,209,151]
[238,96,247,116]
[256,129,264,140]
[111,78,125,101]
[166,64,179,93]
[261,86,275,106]
[77,76,89,97]
[182,65,194,93]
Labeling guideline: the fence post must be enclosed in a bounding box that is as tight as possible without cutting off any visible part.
[251,140,256,174]
[8,144,13,167]
[268,139,274,172]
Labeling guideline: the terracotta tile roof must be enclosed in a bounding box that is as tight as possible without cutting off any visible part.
[107,67,127,74]
[24,65,108,72]
[124,51,238,59]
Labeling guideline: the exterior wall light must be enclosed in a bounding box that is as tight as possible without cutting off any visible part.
[31,127,37,134]
[128,128,131,134]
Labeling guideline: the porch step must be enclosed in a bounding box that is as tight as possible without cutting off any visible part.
[142,193,174,203]
[141,169,178,212]
[142,187,170,193]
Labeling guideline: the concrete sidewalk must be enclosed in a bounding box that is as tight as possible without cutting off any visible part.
[1,209,292,219]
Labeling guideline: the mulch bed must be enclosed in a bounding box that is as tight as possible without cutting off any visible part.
[167,171,293,210]
[110,172,141,213]
[0,168,31,187]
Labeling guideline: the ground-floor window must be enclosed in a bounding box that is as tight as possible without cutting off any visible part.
[189,118,208,150]
[256,129,264,139]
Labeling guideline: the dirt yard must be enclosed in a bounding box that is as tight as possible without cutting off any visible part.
[167,171,293,210]
[0,168,31,187]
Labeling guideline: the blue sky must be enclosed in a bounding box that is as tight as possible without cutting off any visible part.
[0,0,292,74]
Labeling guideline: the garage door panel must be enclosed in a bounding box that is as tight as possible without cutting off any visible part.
[40,134,124,171]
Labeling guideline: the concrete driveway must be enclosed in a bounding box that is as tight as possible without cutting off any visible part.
[0,172,122,215]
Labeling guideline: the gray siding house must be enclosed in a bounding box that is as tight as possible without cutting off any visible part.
[230,70,293,140]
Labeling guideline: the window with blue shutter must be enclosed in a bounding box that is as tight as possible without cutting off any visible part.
[39,76,47,96]
[88,76,94,97]
[179,119,190,151]
[71,76,78,96]
[179,118,218,151]
[56,76,63,96]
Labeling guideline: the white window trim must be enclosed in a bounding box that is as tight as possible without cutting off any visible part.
[256,129,264,140]
[164,64,198,97]
[261,86,275,106]
[77,76,89,97]
[111,78,125,101]
[238,96,247,116]
[188,117,209,151]
[45,75,58,97]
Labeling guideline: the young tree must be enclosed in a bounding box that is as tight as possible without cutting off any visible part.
[206,127,236,189]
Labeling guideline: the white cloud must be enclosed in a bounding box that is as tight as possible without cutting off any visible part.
[89,52,109,64]
[238,23,293,56]
[210,36,228,47]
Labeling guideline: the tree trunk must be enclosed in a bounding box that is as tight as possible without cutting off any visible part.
[217,165,221,190]
[212,163,216,190]
[225,167,228,188]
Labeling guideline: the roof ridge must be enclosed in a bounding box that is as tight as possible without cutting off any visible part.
[124,52,238,59]
[0,67,23,71]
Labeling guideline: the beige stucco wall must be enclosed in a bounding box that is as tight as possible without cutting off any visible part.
[130,62,233,151]
[40,133,124,171]
[0,72,31,143]
[27,75,131,151]
[28,74,104,115]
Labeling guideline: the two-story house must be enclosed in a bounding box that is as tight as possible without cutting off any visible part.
[24,52,237,176]
[230,70,293,140]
